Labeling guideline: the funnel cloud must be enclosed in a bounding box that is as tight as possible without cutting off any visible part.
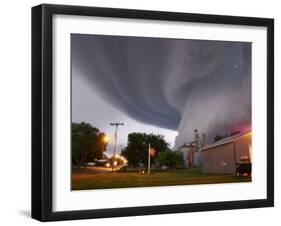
[71,34,251,148]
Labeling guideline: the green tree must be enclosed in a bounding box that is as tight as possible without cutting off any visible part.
[214,134,224,142]
[213,134,229,142]
[121,133,169,167]
[72,122,108,168]
[214,131,241,143]
[157,150,184,169]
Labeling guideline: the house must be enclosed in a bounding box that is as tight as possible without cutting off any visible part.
[201,131,252,174]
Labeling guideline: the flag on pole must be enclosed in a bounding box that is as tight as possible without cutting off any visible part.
[149,147,156,156]
[147,144,156,175]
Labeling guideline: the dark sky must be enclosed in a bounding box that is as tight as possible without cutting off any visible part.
[71,34,251,152]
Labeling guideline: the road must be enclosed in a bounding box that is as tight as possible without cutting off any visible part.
[73,165,124,174]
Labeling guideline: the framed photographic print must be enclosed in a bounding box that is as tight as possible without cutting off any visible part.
[32,4,274,221]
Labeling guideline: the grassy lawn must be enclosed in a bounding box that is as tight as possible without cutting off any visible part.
[72,168,251,190]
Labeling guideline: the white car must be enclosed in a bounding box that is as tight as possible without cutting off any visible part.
[87,162,96,166]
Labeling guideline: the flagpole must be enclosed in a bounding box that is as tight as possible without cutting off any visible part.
[148,143,151,175]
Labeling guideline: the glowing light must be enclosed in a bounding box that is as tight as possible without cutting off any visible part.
[105,162,110,168]
[103,135,109,143]
[248,144,252,162]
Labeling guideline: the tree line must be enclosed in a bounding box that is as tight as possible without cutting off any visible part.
[72,122,184,169]
[121,132,184,168]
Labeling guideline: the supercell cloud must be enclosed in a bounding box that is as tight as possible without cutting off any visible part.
[71,34,251,147]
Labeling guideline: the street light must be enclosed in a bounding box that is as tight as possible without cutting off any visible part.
[110,122,124,172]
[103,135,109,143]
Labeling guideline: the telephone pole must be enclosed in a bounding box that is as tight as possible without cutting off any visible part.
[110,122,124,172]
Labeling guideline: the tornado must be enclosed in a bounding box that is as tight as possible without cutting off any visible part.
[71,34,251,147]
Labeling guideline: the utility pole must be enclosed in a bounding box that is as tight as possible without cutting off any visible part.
[110,122,124,172]
[148,143,151,175]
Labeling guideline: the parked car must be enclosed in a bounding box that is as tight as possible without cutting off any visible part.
[236,156,251,176]
[87,162,96,166]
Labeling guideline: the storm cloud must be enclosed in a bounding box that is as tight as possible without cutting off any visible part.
[71,34,251,147]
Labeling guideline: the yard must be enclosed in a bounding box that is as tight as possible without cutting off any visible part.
[72,168,251,190]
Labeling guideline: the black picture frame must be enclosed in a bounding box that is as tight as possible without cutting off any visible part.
[32,4,274,222]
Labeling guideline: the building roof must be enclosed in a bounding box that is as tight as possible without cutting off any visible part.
[200,130,251,151]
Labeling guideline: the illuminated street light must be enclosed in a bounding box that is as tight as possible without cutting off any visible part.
[103,135,109,143]
[105,162,110,168]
